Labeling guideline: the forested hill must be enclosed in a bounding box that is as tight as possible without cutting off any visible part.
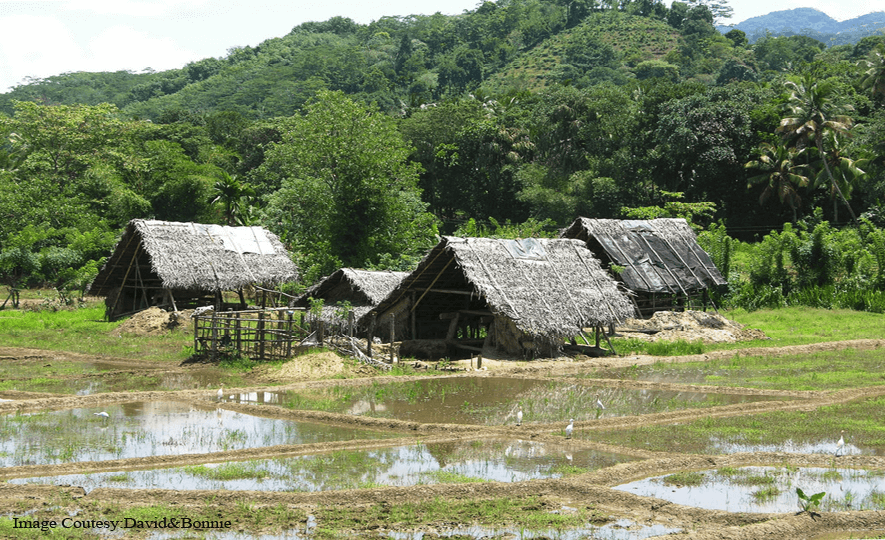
[2,0,885,296]
[719,8,885,46]
[0,2,879,119]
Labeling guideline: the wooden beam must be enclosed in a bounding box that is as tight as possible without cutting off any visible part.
[426,288,474,296]
[411,258,454,313]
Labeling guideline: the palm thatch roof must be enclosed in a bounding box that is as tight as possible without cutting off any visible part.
[367,236,634,341]
[293,268,408,322]
[88,220,299,297]
[560,218,726,295]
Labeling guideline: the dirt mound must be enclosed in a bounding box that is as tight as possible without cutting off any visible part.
[617,310,767,344]
[111,307,193,336]
[264,351,351,381]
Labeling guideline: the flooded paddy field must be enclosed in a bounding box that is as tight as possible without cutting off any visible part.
[3,338,885,540]
[9,438,634,492]
[0,401,398,466]
[245,376,795,425]
[615,465,885,513]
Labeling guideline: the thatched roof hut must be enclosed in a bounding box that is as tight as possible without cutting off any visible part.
[293,268,408,331]
[560,218,726,317]
[365,236,634,359]
[88,220,299,319]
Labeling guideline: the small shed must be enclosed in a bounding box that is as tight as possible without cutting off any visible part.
[88,220,299,320]
[560,218,726,317]
[364,236,634,359]
[292,268,408,335]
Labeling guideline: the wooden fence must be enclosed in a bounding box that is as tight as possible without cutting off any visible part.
[193,307,310,361]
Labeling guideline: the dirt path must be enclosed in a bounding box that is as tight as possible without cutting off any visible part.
[1,340,885,539]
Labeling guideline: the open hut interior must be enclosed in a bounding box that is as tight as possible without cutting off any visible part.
[88,220,299,320]
[561,218,726,318]
[293,268,408,335]
[365,236,634,360]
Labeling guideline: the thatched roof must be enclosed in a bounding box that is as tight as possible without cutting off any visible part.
[368,236,634,339]
[560,218,726,295]
[88,220,299,296]
[293,268,408,322]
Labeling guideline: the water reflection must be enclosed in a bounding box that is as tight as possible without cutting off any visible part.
[0,401,397,467]
[10,439,634,492]
[275,377,792,425]
[615,466,885,513]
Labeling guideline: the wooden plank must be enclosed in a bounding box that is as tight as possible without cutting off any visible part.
[451,343,482,352]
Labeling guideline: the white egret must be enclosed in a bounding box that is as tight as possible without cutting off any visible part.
[835,430,845,456]
[217,384,223,402]
[565,419,574,439]
[516,408,523,426]
[93,411,110,421]
[595,394,605,418]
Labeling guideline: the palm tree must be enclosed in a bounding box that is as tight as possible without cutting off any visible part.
[745,143,810,223]
[209,173,256,226]
[859,44,885,101]
[777,74,857,222]
[812,132,867,223]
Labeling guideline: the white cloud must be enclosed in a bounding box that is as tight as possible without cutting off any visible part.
[85,26,197,72]
[0,15,85,89]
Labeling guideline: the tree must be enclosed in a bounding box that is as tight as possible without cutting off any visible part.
[745,143,810,223]
[209,173,256,226]
[812,132,867,223]
[778,74,857,222]
[260,90,437,280]
[859,44,885,101]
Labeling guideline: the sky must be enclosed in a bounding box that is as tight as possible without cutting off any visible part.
[0,0,881,93]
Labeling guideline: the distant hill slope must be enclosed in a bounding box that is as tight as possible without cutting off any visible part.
[719,8,885,46]
[483,12,679,93]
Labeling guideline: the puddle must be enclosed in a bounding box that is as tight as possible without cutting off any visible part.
[260,377,790,425]
[614,466,885,513]
[9,438,635,492]
[0,401,398,467]
[709,437,867,456]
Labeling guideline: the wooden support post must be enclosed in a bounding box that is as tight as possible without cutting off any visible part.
[367,314,375,358]
[286,310,294,358]
[595,326,601,348]
[318,320,325,346]
[236,316,242,356]
[193,314,199,353]
[476,354,482,370]
[211,312,218,356]
[410,292,416,339]
[258,311,266,361]
[389,313,396,364]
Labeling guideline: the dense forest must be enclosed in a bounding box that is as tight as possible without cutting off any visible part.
[2,0,885,312]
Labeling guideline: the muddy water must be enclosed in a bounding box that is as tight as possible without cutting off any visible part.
[265,377,791,425]
[0,401,397,467]
[9,438,635,492]
[614,466,885,513]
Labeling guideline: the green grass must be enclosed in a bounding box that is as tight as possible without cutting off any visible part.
[181,462,272,481]
[662,471,704,486]
[0,304,191,362]
[593,339,885,392]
